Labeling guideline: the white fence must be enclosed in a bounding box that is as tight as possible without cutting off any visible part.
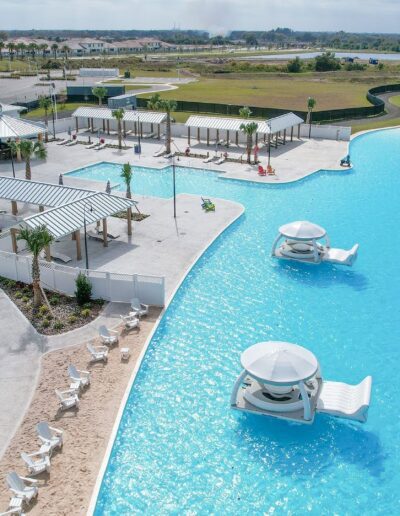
[0,250,165,306]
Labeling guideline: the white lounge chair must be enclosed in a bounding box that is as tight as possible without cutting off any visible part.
[120,314,140,330]
[316,376,372,423]
[125,129,133,135]
[21,451,50,476]
[215,156,226,165]
[68,364,91,390]
[51,251,72,263]
[130,298,149,317]
[55,388,79,410]
[36,422,63,455]
[99,325,119,346]
[86,343,108,362]
[323,244,359,266]
[57,138,70,146]
[85,142,99,149]
[96,228,120,240]
[6,472,38,504]
[164,152,175,159]
[95,142,107,150]
[154,148,166,157]
[65,139,78,147]
[87,229,109,242]
[1,497,24,515]
[203,155,216,163]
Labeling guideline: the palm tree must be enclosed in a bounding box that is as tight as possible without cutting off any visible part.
[7,42,15,61]
[39,43,48,59]
[92,86,107,106]
[28,43,38,59]
[17,225,53,308]
[120,162,133,199]
[51,43,58,59]
[39,96,52,142]
[240,122,259,164]
[112,108,125,150]
[10,140,47,180]
[239,106,252,120]
[0,40,4,59]
[306,97,316,138]
[16,42,26,59]
[61,44,70,62]
[149,97,177,154]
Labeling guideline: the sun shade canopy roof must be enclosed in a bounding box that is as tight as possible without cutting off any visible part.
[279,220,326,240]
[0,176,93,207]
[241,341,319,386]
[72,107,167,124]
[0,114,46,139]
[23,192,137,239]
[185,112,304,135]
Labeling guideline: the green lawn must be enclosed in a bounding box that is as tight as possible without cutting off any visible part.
[351,117,400,134]
[0,59,32,72]
[24,102,96,119]
[138,74,387,111]
[389,95,400,107]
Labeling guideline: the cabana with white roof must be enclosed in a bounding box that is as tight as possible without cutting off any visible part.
[72,107,167,139]
[0,102,25,118]
[271,220,359,266]
[184,112,304,147]
[0,114,46,142]
[231,340,372,424]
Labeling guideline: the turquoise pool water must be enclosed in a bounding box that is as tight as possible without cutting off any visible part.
[71,130,400,514]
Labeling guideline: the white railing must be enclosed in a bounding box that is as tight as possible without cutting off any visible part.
[0,250,165,306]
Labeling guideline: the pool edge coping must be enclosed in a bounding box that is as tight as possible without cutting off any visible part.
[86,199,245,515]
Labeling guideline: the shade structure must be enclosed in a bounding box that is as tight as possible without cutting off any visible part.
[279,221,326,241]
[72,107,167,124]
[0,114,46,140]
[240,341,319,386]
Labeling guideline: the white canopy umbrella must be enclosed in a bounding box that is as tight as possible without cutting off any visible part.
[0,114,46,141]
[241,341,319,386]
[279,221,326,241]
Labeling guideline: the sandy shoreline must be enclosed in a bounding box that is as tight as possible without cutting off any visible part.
[0,307,161,515]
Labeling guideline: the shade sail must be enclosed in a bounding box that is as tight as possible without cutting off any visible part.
[0,114,46,140]
[72,107,167,124]
[279,221,326,240]
[240,341,319,385]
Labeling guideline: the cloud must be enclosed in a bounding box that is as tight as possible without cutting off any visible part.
[0,0,399,33]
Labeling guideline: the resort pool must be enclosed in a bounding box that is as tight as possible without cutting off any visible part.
[78,130,400,514]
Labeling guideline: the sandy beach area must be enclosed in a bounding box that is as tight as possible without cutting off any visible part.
[0,307,161,515]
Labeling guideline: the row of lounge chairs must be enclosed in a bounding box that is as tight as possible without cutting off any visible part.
[2,298,150,514]
[85,141,107,151]
[203,154,227,165]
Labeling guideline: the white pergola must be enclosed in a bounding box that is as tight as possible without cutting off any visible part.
[0,114,46,142]
[184,112,304,147]
[72,107,167,139]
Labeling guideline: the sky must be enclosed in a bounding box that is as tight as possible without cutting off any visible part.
[1,0,399,34]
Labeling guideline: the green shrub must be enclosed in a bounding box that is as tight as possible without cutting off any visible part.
[68,315,77,324]
[38,305,49,316]
[21,295,30,303]
[53,320,64,330]
[75,273,92,306]
[14,291,23,299]
[4,279,17,288]
[49,295,61,306]
[22,286,31,295]
[42,319,51,328]
[80,308,91,318]
[82,302,92,310]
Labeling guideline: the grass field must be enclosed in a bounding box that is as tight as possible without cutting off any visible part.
[138,74,395,111]
[351,117,400,134]
[389,95,400,107]
[0,59,32,72]
[23,102,96,119]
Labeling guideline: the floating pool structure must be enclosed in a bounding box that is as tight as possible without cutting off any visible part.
[231,340,371,424]
[271,220,359,265]
[71,129,400,514]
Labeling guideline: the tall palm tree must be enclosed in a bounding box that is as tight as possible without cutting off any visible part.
[147,93,161,110]
[120,162,133,199]
[240,122,259,164]
[39,96,52,142]
[10,140,47,180]
[61,44,70,62]
[92,86,107,106]
[112,108,125,150]
[17,225,53,308]
[149,97,177,154]
[7,42,15,61]
[39,43,48,59]
[306,97,316,138]
[28,43,38,59]
[0,40,4,59]
[51,43,58,59]
[16,42,26,59]
[239,106,252,120]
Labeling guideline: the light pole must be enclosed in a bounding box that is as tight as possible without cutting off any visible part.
[83,202,94,270]
[137,112,141,158]
[172,155,176,219]
[267,123,271,168]
[7,141,15,178]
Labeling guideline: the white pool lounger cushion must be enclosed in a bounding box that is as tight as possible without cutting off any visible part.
[316,376,372,422]
[323,244,359,266]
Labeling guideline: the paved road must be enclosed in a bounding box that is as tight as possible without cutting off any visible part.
[333,93,400,128]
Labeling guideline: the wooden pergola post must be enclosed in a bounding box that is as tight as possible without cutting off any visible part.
[187,126,191,145]
[291,126,294,142]
[255,133,258,145]
[127,208,132,236]
[107,120,110,135]
[227,130,230,145]
[75,230,82,260]
[275,133,278,148]
[90,118,94,132]
[10,228,18,254]
[102,218,108,247]
[235,131,239,145]
[158,124,161,139]
[39,205,44,212]
[11,200,18,216]
[197,127,200,142]
[75,117,79,133]
[298,124,301,139]
[87,117,90,129]
[134,122,137,136]
[150,123,154,133]
[216,129,219,143]
[140,123,143,138]
[123,121,126,137]
[283,129,286,145]
[103,119,106,132]
[207,128,210,146]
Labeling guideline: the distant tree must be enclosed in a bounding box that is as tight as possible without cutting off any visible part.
[112,108,125,150]
[147,93,161,111]
[239,106,252,119]
[10,139,47,180]
[17,225,53,308]
[0,40,4,59]
[92,86,107,106]
[306,97,316,138]
[39,43,48,58]
[61,44,70,62]
[314,52,341,72]
[39,96,52,142]
[245,33,258,47]
[51,43,58,59]
[7,42,15,60]
[120,162,133,199]
[287,56,302,73]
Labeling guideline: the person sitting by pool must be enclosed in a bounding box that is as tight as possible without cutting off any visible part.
[340,155,351,167]
[185,146,190,156]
